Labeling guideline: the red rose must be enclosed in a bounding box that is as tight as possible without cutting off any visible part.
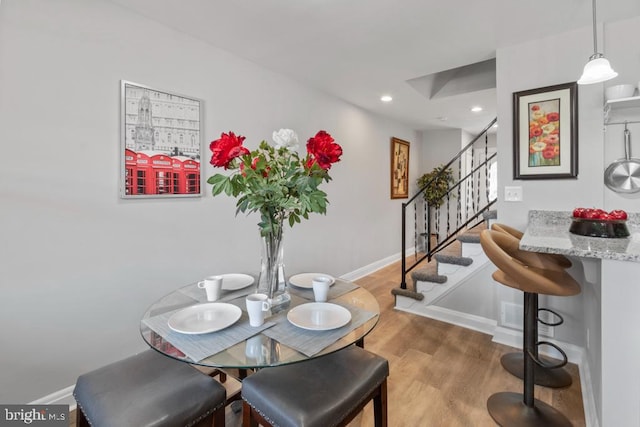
[546,112,560,122]
[306,131,343,170]
[209,132,249,169]
[531,105,540,111]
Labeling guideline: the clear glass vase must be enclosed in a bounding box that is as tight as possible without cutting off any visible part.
[257,228,290,313]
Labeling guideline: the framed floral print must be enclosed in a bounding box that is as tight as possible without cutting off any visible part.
[513,82,578,179]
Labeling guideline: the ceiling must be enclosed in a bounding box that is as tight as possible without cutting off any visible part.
[109,0,640,134]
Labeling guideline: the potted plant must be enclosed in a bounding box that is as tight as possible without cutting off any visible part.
[416,164,454,207]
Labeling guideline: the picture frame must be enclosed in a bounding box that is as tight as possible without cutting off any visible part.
[513,82,578,180]
[390,137,410,199]
[120,80,204,198]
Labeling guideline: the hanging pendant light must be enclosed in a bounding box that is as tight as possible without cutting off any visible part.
[578,0,618,85]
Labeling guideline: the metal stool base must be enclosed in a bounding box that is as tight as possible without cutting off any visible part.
[487,392,572,427]
[501,352,572,388]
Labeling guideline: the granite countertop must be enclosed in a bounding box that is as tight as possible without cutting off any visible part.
[520,210,640,263]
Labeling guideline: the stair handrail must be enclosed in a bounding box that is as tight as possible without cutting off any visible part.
[404,117,497,206]
[400,117,497,292]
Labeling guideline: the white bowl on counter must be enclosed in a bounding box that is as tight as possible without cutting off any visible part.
[605,84,636,101]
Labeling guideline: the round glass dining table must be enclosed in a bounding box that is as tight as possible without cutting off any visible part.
[140,278,380,370]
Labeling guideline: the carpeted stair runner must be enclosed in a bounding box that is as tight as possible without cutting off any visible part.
[456,234,481,244]
[393,225,486,301]
[434,254,473,266]
[411,270,447,283]
[483,210,497,221]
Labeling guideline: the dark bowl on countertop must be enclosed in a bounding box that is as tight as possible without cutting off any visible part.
[569,218,630,238]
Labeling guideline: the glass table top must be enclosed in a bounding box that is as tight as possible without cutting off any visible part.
[140,279,380,369]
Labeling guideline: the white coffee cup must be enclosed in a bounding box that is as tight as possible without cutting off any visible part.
[312,276,332,302]
[245,335,269,363]
[198,275,223,301]
[246,293,271,327]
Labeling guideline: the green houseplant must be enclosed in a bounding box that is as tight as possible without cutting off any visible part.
[416,164,454,207]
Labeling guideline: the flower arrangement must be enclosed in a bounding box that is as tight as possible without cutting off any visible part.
[207,129,343,236]
[207,128,342,308]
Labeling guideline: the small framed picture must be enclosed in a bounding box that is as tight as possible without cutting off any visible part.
[513,82,578,179]
[390,137,410,199]
[120,80,203,198]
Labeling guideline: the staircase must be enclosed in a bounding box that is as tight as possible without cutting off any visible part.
[392,118,497,313]
[394,221,491,317]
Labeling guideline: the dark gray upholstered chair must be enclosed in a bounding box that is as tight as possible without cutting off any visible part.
[73,350,226,427]
[241,346,389,427]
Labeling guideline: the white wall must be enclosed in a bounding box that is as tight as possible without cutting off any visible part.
[0,0,419,402]
[420,129,464,173]
[496,16,640,425]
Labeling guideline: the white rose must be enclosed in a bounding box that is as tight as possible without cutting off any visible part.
[272,128,299,150]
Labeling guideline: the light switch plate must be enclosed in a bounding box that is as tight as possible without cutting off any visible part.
[504,186,523,202]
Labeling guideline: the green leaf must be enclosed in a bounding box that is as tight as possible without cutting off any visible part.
[208,174,230,196]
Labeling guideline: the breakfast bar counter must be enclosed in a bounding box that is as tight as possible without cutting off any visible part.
[520,209,640,427]
[520,210,640,263]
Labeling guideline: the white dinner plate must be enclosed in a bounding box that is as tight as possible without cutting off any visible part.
[168,303,242,334]
[219,273,255,291]
[287,302,352,331]
[288,273,335,289]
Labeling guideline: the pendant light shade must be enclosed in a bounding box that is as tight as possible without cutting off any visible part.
[578,54,618,84]
[577,0,618,85]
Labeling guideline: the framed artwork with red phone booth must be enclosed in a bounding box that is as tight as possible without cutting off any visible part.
[120,80,203,198]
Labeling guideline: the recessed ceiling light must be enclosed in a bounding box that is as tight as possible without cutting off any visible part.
[471,106,483,113]
[380,95,393,102]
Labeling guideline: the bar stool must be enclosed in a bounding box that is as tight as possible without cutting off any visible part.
[491,223,574,388]
[73,350,226,427]
[480,229,580,426]
[491,223,572,269]
[241,345,389,427]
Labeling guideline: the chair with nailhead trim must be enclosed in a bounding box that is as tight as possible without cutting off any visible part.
[73,350,226,427]
[241,345,388,427]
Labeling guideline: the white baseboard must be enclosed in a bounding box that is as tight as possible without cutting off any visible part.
[339,248,414,282]
[29,385,76,410]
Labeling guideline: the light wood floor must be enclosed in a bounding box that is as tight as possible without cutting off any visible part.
[70,257,586,426]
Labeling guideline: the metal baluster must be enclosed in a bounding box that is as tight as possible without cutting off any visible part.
[457,156,462,231]
[485,133,490,202]
[476,148,481,217]
[446,194,451,237]
[423,200,428,253]
[414,203,418,259]
[471,147,476,213]
[434,206,439,245]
